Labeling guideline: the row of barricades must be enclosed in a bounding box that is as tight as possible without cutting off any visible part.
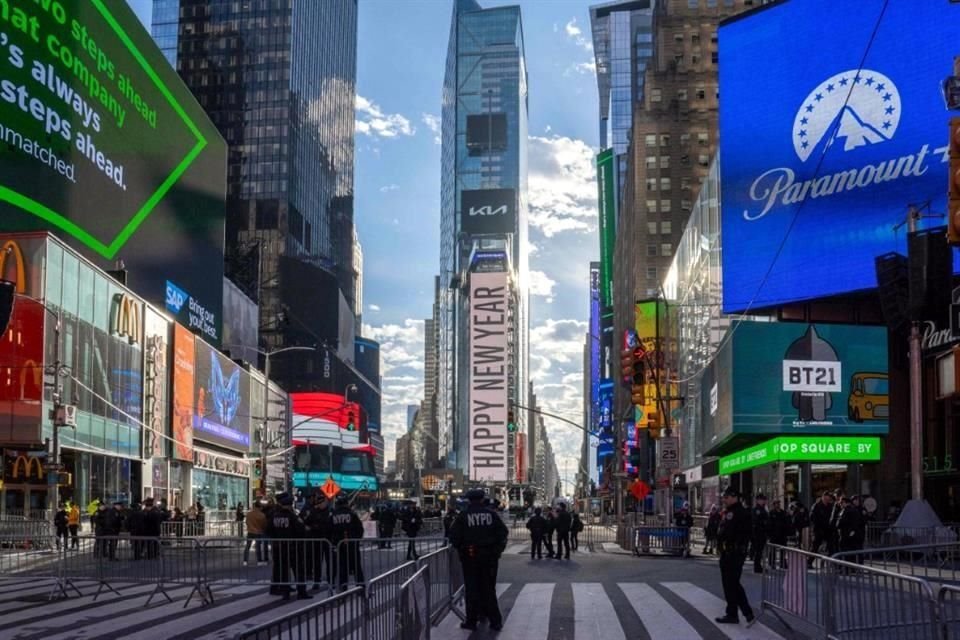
[627,525,694,557]
[237,544,465,640]
[0,534,449,609]
[760,542,960,639]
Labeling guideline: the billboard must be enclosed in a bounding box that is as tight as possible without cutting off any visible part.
[719,1,959,312]
[290,392,361,446]
[142,307,169,459]
[171,323,195,461]
[589,264,601,433]
[194,340,251,450]
[460,189,516,235]
[469,271,509,482]
[719,436,882,475]
[166,280,220,346]
[596,149,616,309]
[0,1,226,336]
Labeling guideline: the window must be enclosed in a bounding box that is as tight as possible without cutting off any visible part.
[646,178,658,192]
[651,88,662,102]
[687,0,699,7]
[646,200,658,212]
[660,199,672,213]
[661,244,673,257]
[681,199,693,211]
[647,245,659,257]
[707,0,717,6]
[646,267,658,280]
[660,178,672,191]
[696,86,706,100]
[692,54,700,66]
[681,177,692,190]
[698,132,709,146]
[660,134,671,147]
[645,157,657,169]
[645,134,657,147]
[680,133,691,146]
[661,221,672,234]
[698,154,710,166]
[711,51,719,64]
[674,33,685,43]
[677,89,688,100]
[647,222,659,235]
[660,155,671,169]
[724,0,735,5]
[691,34,700,45]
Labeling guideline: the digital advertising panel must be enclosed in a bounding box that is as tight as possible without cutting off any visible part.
[596,149,616,309]
[589,263,601,433]
[142,307,169,460]
[719,1,959,312]
[469,271,509,483]
[0,1,226,333]
[166,280,220,346]
[719,436,882,475]
[193,339,251,450]
[171,323,195,462]
[460,188,517,235]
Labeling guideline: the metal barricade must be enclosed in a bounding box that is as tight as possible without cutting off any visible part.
[939,584,960,639]
[760,544,829,638]
[833,541,960,583]
[632,526,690,556]
[338,537,446,586]
[416,546,451,624]
[397,564,431,640]
[865,522,959,548]
[235,586,367,640]
[0,518,53,542]
[366,561,417,640]
[0,534,61,598]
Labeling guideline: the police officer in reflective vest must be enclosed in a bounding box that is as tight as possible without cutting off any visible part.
[266,492,311,600]
[449,488,509,631]
[715,486,755,625]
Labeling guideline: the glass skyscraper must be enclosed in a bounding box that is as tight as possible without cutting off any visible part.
[439,0,530,481]
[151,0,358,355]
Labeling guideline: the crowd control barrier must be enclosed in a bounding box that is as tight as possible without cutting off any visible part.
[397,564,431,640]
[236,586,367,640]
[631,526,690,557]
[832,541,960,583]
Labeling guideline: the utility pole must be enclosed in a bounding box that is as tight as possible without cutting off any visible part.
[908,205,923,500]
[46,309,63,514]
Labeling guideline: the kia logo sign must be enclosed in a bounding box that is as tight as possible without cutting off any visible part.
[461,188,516,235]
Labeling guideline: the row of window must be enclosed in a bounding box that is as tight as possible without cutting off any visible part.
[644,132,711,147]
[647,243,674,258]
[645,199,694,213]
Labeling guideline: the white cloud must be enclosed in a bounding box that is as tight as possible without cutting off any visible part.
[379,184,400,193]
[530,318,588,374]
[355,95,416,138]
[368,304,381,312]
[422,113,442,145]
[528,270,556,300]
[565,18,593,52]
[567,61,597,76]
[527,135,597,237]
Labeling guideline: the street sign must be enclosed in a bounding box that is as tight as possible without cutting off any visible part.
[42,463,64,472]
[321,476,341,500]
[630,480,650,501]
[659,437,679,471]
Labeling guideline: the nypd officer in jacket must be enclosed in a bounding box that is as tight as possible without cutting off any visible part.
[716,486,755,625]
[266,492,311,600]
[329,494,365,590]
[449,488,509,632]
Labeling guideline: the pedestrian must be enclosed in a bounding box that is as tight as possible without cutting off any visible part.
[92,503,107,557]
[555,503,572,560]
[101,502,124,560]
[837,495,865,566]
[449,488,508,632]
[380,504,398,548]
[141,498,163,559]
[67,502,80,549]
[266,492,311,600]
[330,494,364,590]
[571,512,584,551]
[715,487,755,626]
[53,504,69,551]
[401,501,423,560]
[235,502,245,537]
[243,501,268,566]
[127,502,146,560]
[301,494,333,590]
[674,502,694,557]
[768,500,792,547]
[790,502,811,549]
[526,507,546,559]
[704,504,721,554]
[750,494,769,573]
[543,508,556,558]
[810,491,838,563]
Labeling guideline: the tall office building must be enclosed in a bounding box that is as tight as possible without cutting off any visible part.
[439,0,530,484]
[422,276,441,468]
[151,0,359,389]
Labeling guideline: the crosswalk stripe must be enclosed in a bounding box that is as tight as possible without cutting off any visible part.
[0,583,159,630]
[618,583,699,640]
[505,544,529,555]
[572,583,624,640]
[434,583,512,637]
[499,583,554,640]
[662,582,785,640]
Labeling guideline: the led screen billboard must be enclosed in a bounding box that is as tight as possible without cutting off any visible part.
[719,1,959,312]
[596,149,616,309]
[0,1,226,333]
[460,189,516,235]
[194,340,250,451]
[469,271,509,483]
[171,323,195,461]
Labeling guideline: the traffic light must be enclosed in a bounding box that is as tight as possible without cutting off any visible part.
[630,347,647,406]
[254,459,263,478]
[620,348,635,385]
[647,411,662,439]
[949,118,960,245]
[56,472,72,486]
[346,410,356,431]
[628,446,642,467]
[507,409,517,433]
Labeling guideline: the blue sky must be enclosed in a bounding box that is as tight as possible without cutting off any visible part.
[129,0,601,487]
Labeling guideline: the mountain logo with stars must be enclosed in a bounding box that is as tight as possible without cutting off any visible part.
[792,69,901,162]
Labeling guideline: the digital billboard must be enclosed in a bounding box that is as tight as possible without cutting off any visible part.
[171,323,194,461]
[194,339,251,451]
[589,264,601,434]
[142,307,169,460]
[166,279,220,346]
[719,436,882,475]
[469,271,509,483]
[596,149,616,309]
[0,1,226,335]
[719,1,959,312]
[460,189,516,235]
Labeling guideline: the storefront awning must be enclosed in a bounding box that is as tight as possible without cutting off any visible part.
[718,436,882,475]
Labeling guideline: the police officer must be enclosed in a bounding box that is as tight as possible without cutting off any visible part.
[329,494,364,590]
[266,492,311,600]
[751,493,770,573]
[716,487,755,625]
[301,493,334,591]
[837,495,865,565]
[449,488,508,632]
[526,507,547,560]
[542,508,556,559]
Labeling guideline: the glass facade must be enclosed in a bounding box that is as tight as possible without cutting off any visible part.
[439,1,529,475]
[193,468,248,511]
[151,0,358,356]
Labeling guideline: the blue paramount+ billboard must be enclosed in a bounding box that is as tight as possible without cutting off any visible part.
[719,0,959,313]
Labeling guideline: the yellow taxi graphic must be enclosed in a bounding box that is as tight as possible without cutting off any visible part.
[848,372,889,423]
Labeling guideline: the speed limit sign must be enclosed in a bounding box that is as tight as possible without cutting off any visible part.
[659,437,679,471]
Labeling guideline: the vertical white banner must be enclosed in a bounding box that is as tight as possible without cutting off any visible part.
[469,272,509,482]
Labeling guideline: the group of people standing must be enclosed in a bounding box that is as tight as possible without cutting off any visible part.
[524,503,584,560]
[370,501,425,560]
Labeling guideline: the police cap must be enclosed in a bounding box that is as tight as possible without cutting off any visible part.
[722,486,741,498]
[465,488,485,501]
[276,492,294,506]
[336,494,350,506]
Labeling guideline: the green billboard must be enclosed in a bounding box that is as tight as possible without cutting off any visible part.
[719,436,882,475]
[596,148,616,309]
[0,0,226,332]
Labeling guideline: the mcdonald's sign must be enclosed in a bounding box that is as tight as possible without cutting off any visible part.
[111,293,142,345]
[0,241,25,293]
[10,455,43,481]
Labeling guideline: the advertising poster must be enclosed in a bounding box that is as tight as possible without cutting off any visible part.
[719,1,959,312]
[194,340,251,450]
[460,188,517,235]
[596,149,616,308]
[142,307,169,459]
[589,264,601,434]
[469,271,509,483]
[172,323,195,461]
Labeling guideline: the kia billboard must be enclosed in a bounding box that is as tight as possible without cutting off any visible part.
[460,189,516,235]
[719,1,959,312]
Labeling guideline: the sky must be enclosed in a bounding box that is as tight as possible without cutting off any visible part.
[128,0,602,493]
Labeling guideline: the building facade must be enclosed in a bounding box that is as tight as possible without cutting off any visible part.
[439,0,530,483]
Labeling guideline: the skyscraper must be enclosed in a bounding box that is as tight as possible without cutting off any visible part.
[439,0,529,484]
[151,0,359,387]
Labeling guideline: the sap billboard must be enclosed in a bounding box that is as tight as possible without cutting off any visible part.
[719,1,959,313]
